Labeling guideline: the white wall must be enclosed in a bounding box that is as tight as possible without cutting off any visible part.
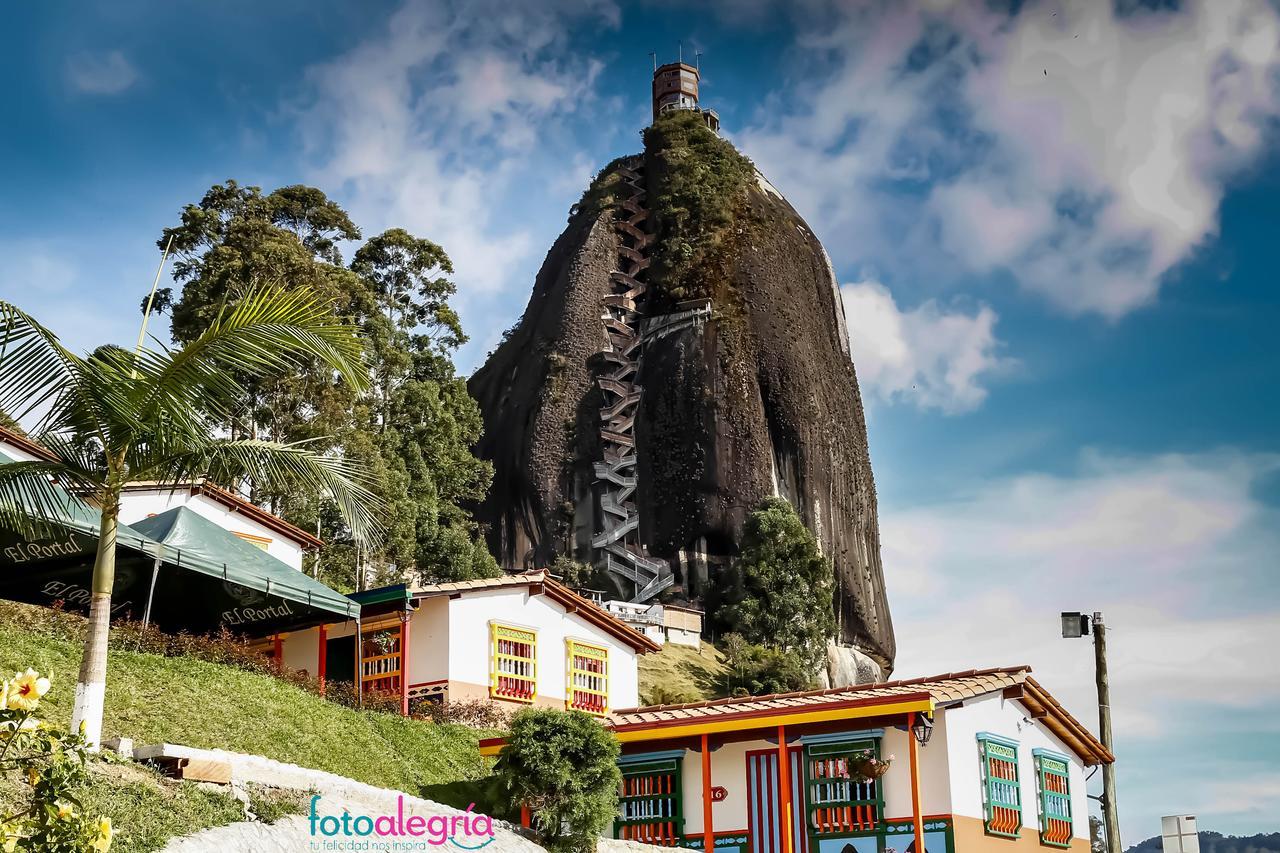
[940,694,1091,841]
[445,587,641,710]
[407,596,450,687]
[117,489,305,570]
[879,722,954,819]
[280,625,321,674]
[0,441,43,463]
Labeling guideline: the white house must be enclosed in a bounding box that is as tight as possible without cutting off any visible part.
[115,480,322,571]
[482,666,1110,853]
[277,570,661,716]
[604,600,704,648]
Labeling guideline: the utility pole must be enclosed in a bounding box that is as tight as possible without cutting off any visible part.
[1062,611,1121,853]
[1093,612,1121,853]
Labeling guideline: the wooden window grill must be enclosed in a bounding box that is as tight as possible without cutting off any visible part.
[1035,750,1073,847]
[615,757,683,846]
[490,624,536,702]
[566,640,609,715]
[979,734,1023,838]
[802,738,883,835]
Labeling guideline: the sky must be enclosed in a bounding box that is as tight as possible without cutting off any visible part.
[2,0,1279,841]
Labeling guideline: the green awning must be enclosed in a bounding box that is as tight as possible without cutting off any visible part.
[0,462,357,633]
[128,506,359,629]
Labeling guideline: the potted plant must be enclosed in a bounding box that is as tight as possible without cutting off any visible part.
[849,749,894,782]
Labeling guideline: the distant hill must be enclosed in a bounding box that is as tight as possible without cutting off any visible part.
[1127,832,1280,853]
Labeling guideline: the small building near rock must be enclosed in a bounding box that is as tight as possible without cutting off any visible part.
[277,570,660,716]
[604,601,704,648]
[482,666,1110,853]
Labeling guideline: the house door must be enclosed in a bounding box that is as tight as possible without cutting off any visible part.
[747,747,807,853]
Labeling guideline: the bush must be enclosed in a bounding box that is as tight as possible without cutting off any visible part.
[410,699,511,730]
[720,633,816,696]
[492,708,620,853]
[0,668,114,852]
[716,498,836,679]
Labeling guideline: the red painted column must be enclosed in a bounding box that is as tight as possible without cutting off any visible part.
[399,612,411,717]
[777,725,793,853]
[317,624,328,695]
[520,805,531,829]
[908,712,925,853]
[702,733,715,853]
[273,633,282,662]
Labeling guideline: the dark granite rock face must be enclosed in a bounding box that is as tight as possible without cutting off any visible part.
[467,155,896,673]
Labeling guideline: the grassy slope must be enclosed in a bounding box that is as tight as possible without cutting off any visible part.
[0,616,492,795]
[637,641,726,706]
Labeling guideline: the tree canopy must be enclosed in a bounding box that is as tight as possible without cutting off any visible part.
[716,497,836,688]
[151,181,498,589]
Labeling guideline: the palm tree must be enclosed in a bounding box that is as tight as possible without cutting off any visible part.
[0,288,382,747]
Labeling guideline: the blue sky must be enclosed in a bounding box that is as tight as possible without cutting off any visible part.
[3,0,1279,841]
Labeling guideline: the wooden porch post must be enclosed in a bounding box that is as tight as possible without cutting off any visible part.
[272,633,282,662]
[399,611,412,717]
[777,725,793,853]
[908,712,925,853]
[701,733,714,853]
[317,624,328,695]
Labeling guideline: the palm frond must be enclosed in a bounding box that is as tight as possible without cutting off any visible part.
[130,287,369,432]
[139,438,383,547]
[0,460,101,539]
[0,303,94,429]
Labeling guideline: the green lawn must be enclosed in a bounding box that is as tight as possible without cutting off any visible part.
[0,603,498,852]
[0,610,492,795]
[637,640,726,705]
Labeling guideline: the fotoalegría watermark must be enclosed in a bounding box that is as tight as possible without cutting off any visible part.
[308,795,495,850]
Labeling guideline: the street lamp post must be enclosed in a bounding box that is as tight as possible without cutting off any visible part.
[1062,611,1120,853]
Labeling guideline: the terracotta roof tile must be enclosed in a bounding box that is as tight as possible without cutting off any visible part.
[410,571,660,653]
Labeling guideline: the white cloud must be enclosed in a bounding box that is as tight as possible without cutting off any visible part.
[883,450,1280,738]
[292,0,619,368]
[65,50,138,95]
[841,280,1009,413]
[740,0,1280,319]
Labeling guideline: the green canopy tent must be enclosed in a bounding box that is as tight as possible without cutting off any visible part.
[0,480,358,635]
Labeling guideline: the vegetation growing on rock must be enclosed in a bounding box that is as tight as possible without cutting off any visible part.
[642,111,755,303]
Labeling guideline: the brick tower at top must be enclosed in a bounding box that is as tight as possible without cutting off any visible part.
[651,61,720,132]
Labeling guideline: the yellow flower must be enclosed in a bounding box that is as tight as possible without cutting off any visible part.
[6,669,50,711]
[89,817,113,852]
[56,800,75,820]
[26,766,40,786]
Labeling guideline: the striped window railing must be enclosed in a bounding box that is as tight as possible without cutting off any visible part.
[978,733,1023,838]
[1035,749,1073,847]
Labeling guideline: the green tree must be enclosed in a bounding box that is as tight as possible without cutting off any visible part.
[155,182,496,590]
[717,497,836,678]
[0,289,381,748]
[492,708,621,853]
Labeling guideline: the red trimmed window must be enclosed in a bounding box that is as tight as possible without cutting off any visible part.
[567,640,609,715]
[490,624,536,702]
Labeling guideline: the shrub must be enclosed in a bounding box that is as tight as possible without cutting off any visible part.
[410,699,511,730]
[492,708,620,853]
[720,633,816,696]
[0,668,114,852]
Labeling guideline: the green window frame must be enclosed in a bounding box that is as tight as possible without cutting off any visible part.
[978,733,1022,838]
[615,755,684,846]
[802,736,884,836]
[1034,749,1073,847]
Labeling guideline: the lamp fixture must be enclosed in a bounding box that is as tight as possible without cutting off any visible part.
[911,712,934,747]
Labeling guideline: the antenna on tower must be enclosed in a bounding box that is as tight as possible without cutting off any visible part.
[649,50,657,72]
[696,51,702,72]
[678,40,683,63]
